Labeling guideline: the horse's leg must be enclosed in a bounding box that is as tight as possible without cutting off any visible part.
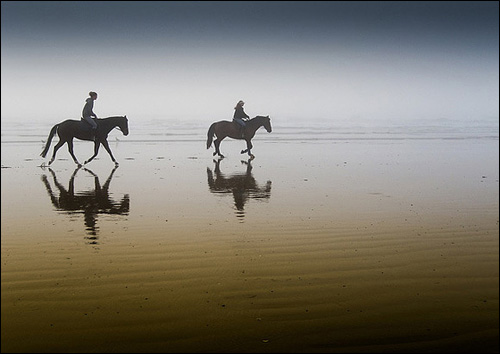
[213,138,219,156]
[49,140,65,165]
[100,139,119,166]
[84,140,101,165]
[67,139,81,167]
[241,139,254,158]
[214,138,225,158]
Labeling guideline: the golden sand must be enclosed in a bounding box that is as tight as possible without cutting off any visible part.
[2,138,498,352]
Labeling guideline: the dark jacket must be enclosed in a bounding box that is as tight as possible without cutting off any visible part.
[233,106,249,120]
[82,98,97,118]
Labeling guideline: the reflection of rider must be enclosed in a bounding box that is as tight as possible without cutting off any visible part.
[233,100,249,138]
[82,91,98,138]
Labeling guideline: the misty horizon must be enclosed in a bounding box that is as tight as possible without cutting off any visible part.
[1,2,498,126]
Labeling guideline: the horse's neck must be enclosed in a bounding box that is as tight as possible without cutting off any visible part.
[99,117,120,132]
[246,118,263,131]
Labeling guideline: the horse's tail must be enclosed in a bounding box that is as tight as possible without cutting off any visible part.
[207,123,216,149]
[40,124,58,158]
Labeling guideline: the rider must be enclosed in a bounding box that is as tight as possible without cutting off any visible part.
[233,100,249,138]
[82,91,98,139]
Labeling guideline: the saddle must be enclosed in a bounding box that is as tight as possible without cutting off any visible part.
[81,118,97,129]
[233,121,246,138]
[80,118,98,139]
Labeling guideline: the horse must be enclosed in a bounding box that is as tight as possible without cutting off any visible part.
[40,116,129,166]
[206,115,272,158]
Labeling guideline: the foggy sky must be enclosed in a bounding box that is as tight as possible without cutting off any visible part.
[1,1,498,125]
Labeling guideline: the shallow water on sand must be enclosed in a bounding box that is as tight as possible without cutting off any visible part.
[1,120,499,352]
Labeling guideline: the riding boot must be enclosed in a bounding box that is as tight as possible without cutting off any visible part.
[240,127,245,139]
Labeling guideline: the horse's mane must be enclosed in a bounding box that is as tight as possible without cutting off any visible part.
[249,115,269,121]
[220,116,268,124]
[99,116,127,120]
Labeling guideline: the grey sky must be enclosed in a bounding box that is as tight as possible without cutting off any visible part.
[1,1,498,124]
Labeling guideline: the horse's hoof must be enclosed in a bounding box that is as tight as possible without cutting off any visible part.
[213,152,217,156]
[77,163,82,168]
[250,154,255,159]
[241,150,246,154]
[115,162,119,167]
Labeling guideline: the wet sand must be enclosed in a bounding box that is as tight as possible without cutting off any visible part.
[1,126,499,353]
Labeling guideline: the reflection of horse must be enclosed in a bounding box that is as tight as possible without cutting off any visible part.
[40,116,129,166]
[207,115,272,158]
[41,166,129,242]
[207,158,271,220]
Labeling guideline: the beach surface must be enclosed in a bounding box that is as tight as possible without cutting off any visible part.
[1,120,499,353]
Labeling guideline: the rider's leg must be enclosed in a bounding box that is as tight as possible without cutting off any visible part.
[235,118,246,138]
[84,116,98,140]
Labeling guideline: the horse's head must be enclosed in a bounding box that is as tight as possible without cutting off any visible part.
[260,115,272,133]
[118,116,129,136]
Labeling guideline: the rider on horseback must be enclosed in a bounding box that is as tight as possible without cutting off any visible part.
[233,100,249,138]
[82,91,98,140]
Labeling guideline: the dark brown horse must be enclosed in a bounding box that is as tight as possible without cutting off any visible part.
[40,116,129,166]
[207,115,272,158]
